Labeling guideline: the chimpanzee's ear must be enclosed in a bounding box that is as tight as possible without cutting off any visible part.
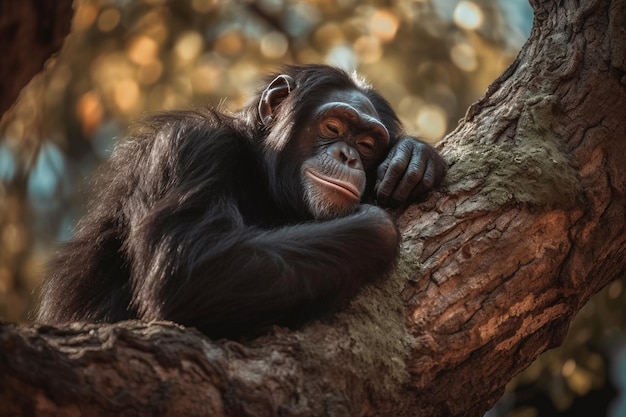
[258,74,295,126]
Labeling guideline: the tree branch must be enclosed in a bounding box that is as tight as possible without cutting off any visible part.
[0,0,72,116]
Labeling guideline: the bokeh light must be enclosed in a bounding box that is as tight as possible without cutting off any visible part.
[137,61,163,85]
[453,1,483,30]
[354,36,383,63]
[127,35,159,66]
[113,79,141,113]
[214,31,245,58]
[174,31,204,64]
[97,8,121,32]
[73,3,99,31]
[416,104,447,141]
[450,42,478,72]
[370,9,399,43]
[260,32,289,59]
[76,91,104,138]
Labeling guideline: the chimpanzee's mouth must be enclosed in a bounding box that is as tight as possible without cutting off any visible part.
[305,169,362,201]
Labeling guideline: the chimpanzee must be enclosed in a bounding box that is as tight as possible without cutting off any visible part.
[37,64,446,338]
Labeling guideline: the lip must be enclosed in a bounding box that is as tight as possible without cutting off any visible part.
[305,169,362,201]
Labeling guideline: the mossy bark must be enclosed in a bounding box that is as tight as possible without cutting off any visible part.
[1,1,625,416]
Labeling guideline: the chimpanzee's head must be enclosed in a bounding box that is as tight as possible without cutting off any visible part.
[252,65,401,220]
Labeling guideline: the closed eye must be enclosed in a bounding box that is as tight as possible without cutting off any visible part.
[357,137,376,157]
[321,118,343,137]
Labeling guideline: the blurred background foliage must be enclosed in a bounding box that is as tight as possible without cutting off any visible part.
[0,0,623,416]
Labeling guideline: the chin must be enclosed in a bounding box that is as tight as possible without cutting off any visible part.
[304,184,361,220]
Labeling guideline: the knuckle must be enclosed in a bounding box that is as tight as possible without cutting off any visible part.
[399,139,413,151]
[399,135,417,146]
[377,186,391,200]
[421,172,435,189]
[405,169,424,185]
[387,164,405,178]
[377,163,389,177]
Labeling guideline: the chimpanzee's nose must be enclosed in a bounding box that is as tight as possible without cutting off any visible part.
[328,142,363,170]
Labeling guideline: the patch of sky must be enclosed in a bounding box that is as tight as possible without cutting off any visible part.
[27,142,66,210]
[0,142,17,181]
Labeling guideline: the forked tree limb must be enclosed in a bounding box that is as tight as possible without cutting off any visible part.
[1,1,625,416]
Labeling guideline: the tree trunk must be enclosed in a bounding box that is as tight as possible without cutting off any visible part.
[1,1,625,416]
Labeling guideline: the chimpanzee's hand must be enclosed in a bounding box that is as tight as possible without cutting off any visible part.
[354,203,400,250]
[375,136,447,207]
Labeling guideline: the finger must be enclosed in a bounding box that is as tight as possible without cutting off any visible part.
[391,152,427,204]
[434,153,448,186]
[376,149,410,206]
[375,152,393,191]
[408,160,437,202]
[375,145,398,204]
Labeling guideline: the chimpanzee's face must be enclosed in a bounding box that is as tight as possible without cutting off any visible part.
[257,74,391,220]
[299,89,390,219]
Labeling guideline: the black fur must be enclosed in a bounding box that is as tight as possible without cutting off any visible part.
[37,65,440,338]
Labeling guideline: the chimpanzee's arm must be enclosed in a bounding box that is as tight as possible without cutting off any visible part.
[127,203,398,338]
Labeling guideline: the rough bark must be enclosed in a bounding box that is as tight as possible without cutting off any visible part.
[0,0,73,117]
[1,0,625,416]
